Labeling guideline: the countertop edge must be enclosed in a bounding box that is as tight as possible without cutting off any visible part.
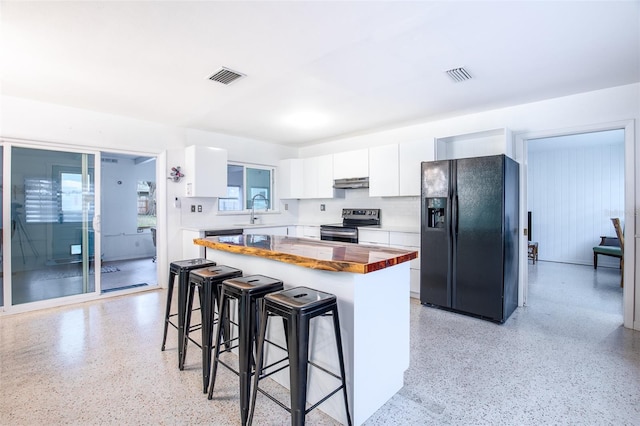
[194,236,417,274]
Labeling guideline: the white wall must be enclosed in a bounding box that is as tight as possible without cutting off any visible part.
[300,84,638,157]
[527,130,625,266]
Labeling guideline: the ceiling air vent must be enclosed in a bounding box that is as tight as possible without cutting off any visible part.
[445,67,472,82]
[208,67,246,85]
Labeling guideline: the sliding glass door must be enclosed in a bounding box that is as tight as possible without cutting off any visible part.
[10,147,97,305]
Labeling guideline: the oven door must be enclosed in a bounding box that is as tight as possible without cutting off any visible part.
[320,225,358,244]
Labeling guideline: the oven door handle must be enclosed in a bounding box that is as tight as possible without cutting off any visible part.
[320,229,358,237]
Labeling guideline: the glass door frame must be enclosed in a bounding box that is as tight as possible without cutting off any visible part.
[1,140,102,314]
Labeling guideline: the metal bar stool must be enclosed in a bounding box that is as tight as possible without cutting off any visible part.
[208,275,284,426]
[161,258,216,371]
[248,286,352,426]
[183,265,243,393]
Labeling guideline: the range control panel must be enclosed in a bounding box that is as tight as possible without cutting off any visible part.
[342,208,381,221]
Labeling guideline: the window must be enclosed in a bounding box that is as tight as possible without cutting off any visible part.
[24,168,94,223]
[218,164,274,212]
[137,180,156,228]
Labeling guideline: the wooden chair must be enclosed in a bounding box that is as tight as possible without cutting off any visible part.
[611,218,624,288]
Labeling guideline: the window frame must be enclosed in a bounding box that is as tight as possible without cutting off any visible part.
[217,162,277,214]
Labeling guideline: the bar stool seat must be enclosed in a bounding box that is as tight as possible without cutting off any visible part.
[249,286,352,426]
[184,265,243,393]
[161,258,216,370]
[208,274,284,426]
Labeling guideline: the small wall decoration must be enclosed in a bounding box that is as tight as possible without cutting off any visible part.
[168,166,184,182]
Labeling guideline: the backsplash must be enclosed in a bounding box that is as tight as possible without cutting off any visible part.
[297,188,420,229]
[178,189,420,230]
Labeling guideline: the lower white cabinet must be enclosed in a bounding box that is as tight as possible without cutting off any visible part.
[182,230,205,259]
[243,226,289,236]
[388,231,421,298]
[300,225,321,239]
[357,229,420,297]
[358,229,390,246]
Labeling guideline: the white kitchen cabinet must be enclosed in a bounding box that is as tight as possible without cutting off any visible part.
[435,128,514,161]
[303,155,333,199]
[243,226,289,236]
[278,158,304,199]
[399,139,434,196]
[301,225,321,240]
[410,269,421,298]
[389,231,421,298]
[369,144,399,197]
[333,149,369,179]
[182,229,205,259]
[184,145,228,197]
[358,229,389,246]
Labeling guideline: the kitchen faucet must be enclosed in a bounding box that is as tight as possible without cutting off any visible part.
[250,193,268,224]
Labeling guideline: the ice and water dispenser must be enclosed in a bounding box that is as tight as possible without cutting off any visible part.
[426,197,447,229]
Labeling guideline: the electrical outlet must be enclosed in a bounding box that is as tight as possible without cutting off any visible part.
[197,205,202,212]
[320,204,326,211]
[190,205,196,213]
[284,203,289,211]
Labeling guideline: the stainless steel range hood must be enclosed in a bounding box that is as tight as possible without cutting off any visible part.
[333,177,369,189]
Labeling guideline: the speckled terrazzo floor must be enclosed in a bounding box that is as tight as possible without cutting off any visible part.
[0,261,638,425]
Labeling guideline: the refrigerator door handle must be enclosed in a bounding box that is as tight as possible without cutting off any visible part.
[453,195,459,236]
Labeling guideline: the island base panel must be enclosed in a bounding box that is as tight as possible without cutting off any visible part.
[204,247,410,425]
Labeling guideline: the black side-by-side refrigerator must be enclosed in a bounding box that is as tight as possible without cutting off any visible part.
[420,154,519,323]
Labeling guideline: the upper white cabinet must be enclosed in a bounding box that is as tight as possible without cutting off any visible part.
[303,154,333,199]
[333,149,369,179]
[184,145,227,197]
[399,139,434,196]
[369,141,433,197]
[369,144,399,197]
[278,158,304,199]
[435,128,514,161]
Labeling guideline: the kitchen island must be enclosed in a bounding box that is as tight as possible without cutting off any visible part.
[194,234,417,425]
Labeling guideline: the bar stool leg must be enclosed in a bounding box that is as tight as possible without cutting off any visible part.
[208,291,228,400]
[332,307,352,426]
[201,279,214,393]
[161,271,176,351]
[248,302,269,426]
[177,269,190,370]
[181,280,197,367]
[238,292,254,426]
[289,315,310,426]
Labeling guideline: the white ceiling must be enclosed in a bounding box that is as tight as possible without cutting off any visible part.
[1,1,638,146]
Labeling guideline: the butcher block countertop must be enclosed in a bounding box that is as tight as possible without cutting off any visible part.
[194,234,418,274]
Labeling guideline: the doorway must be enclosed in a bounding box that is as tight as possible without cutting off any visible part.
[99,153,157,293]
[1,143,161,314]
[517,120,635,329]
[527,129,624,322]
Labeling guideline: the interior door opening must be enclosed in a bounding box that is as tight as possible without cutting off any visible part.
[525,129,625,324]
[99,153,157,293]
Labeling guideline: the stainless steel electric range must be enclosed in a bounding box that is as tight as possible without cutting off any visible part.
[320,208,381,244]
